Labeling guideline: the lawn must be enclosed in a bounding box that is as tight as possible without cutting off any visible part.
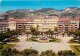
[26,37,38,42]
[49,38,62,42]
[68,38,80,44]
[0,43,15,54]
[70,45,80,55]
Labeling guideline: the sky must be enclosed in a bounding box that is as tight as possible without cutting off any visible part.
[0,0,80,12]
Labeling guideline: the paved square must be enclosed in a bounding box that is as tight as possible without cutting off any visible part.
[14,35,80,54]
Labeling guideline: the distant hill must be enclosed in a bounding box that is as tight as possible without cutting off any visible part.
[4,7,80,19]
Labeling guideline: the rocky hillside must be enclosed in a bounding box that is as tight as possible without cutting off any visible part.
[4,7,80,19]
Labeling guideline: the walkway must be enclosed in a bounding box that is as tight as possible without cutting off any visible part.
[14,35,80,54]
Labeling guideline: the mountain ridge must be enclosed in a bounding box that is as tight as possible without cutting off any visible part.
[1,7,80,19]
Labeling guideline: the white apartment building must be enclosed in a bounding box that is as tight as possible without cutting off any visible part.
[16,16,58,32]
[33,18,58,32]
[58,19,79,33]
[70,21,79,31]
[8,20,16,31]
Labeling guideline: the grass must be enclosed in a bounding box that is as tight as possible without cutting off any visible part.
[49,38,62,42]
[26,37,38,42]
[68,39,80,44]
[70,45,80,55]
[0,44,15,54]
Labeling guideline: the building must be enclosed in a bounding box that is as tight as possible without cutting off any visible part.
[33,16,58,32]
[70,21,79,31]
[16,16,58,32]
[8,19,16,31]
[16,19,33,33]
[0,15,8,33]
[16,16,79,33]
[58,18,79,33]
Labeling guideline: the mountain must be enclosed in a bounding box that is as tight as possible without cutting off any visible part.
[5,7,80,19]
[60,7,80,18]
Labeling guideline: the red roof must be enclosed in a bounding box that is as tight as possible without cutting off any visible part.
[59,18,77,21]
[8,19,33,22]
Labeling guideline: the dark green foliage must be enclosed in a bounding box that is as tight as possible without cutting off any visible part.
[46,29,54,38]
[69,30,80,41]
[1,48,20,56]
[21,49,38,56]
[58,50,76,56]
[40,50,55,56]
[30,27,40,37]
[0,44,3,49]
[0,30,20,42]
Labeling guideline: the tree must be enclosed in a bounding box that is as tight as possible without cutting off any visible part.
[54,27,58,37]
[26,31,30,40]
[0,30,20,42]
[40,50,55,56]
[34,31,40,37]
[54,27,58,32]
[70,30,80,41]
[21,49,38,56]
[46,29,53,38]
[58,50,76,56]
[36,25,39,31]
[30,27,36,35]
[1,48,20,56]
[30,26,40,37]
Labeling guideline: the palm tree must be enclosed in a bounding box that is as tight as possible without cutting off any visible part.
[26,31,29,40]
[54,27,58,37]
[36,25,39,31]
[30,26,36,37]
[46,29,53,38]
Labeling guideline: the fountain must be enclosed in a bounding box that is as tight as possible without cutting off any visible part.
[38,33,49,43]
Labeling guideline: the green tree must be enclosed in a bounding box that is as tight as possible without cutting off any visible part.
[26,31,30,40]
[40,50,55,56]
[21,49,38,56]
[30,27,36,35]
[54,27,58,37]
[36,25,39,31]
[46,29,53,38]
[1,48,20,56]
[58,50,76,56]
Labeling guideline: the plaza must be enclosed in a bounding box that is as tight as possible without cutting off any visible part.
[13,34,79,54]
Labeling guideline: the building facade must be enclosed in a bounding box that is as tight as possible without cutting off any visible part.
[8,20,16,31]
[58,19,79,33]
[16,16,58,32]
[16,19,33,33]
[0,15,8,33]
[15,17,80,33]
[33,18,58,32]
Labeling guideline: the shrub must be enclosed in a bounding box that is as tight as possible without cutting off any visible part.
[21,49,38,56]
[0,44,3,49]
[49,38,61,42]
[29,37,38,42]
[1,42,7,45]
[1,48,20,56]
[40,50,55,56]
[58,50,76,56]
